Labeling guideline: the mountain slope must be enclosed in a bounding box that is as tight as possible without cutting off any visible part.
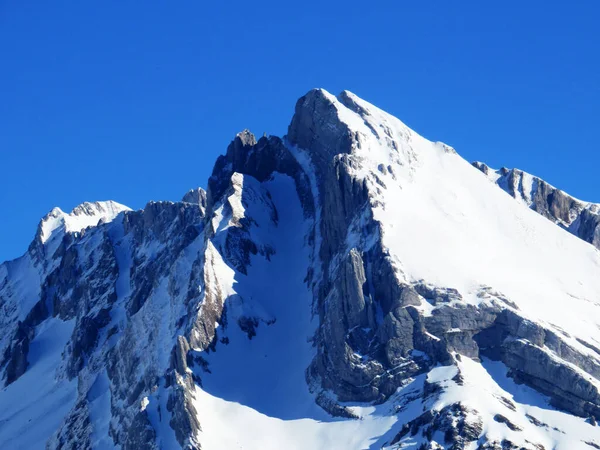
[473,162,600,249]
[1,89,600,449]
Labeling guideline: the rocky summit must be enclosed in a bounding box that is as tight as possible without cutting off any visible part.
[2,89,600,450]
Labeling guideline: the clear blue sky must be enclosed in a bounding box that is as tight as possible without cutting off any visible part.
[1,1,599,262]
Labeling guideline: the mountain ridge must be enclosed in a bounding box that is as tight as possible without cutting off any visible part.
[473,161,600,250]
[2,89,600,449]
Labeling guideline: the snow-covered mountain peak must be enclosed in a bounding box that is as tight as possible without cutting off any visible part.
[4,89,600,449]
[288,88,453,192]
[36,200,130,245]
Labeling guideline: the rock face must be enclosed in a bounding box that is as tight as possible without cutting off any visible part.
[2,89,600,449]
[182,187,207,214]
[473,162,600,249]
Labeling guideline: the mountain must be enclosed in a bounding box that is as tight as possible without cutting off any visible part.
[2,89,600,450]
[473,162,600,250]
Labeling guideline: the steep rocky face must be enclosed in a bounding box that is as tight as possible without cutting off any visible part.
[288,90,407,407]
[473,162,600,249]
[0,199,206,449]
[182,187,207,214]
[2,89,600,450]
[287,90,600,425]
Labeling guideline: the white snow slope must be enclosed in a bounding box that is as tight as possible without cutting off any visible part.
[0,319,76,449]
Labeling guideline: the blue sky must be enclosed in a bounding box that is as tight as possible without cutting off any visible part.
[1,1,599,262]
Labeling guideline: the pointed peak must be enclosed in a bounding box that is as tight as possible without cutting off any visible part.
[45,206,66,219]
[37,207,68,245]
[234,129,257,147]
[295,88,337,109]
[303,87,335,99]
[181,188,207,213]
[286,88,354,158]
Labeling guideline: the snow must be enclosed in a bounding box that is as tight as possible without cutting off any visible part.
[193,172,410,449]
[0,318,76,449]
[87,371,116,450]
[520,171,536,205]
[426,364,458,384]
[448,357,600,449]
[39,200,130,245]
[481,163,591,207]
[477,163,600,232]
[391,357,600,449]
[105,216,133,344]
[3,252,43,321]
[39,207,68,244]
[146,379,181,450]
[285,139,325,312]
[193,387,399,450]
[199,173,319,419]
